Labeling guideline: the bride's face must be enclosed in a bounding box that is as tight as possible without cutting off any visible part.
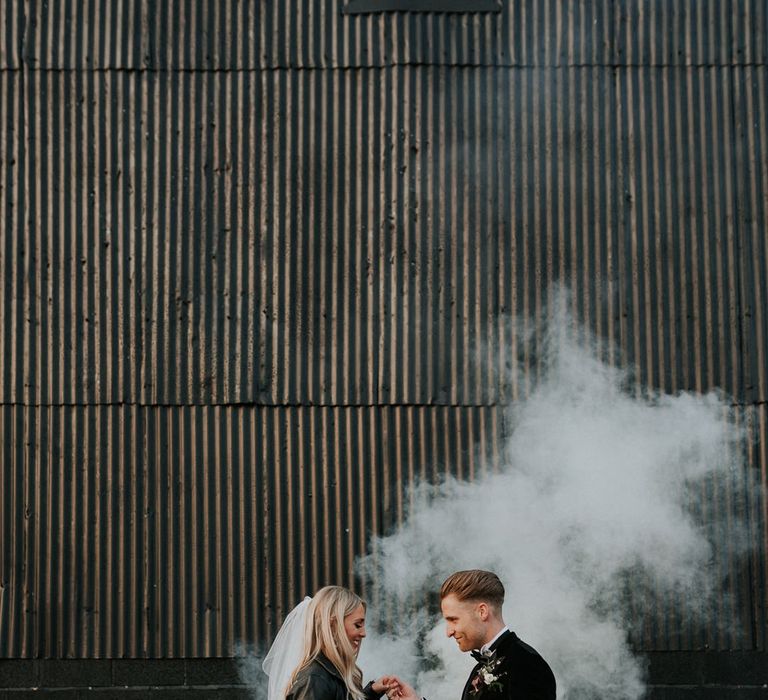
[343,604,367,654]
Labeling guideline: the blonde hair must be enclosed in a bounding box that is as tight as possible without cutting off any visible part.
[286,586,367,699]
[440,569,505,612]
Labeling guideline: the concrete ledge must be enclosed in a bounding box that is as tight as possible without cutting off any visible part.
[0,659,248,690]
[649,687,768,700]
[78,691,150,699]
[39,661,112,688]
[5,692,80,699]
[4,653,765,697]
[112,660,186,687]
[143,691,253,699]
[184,658,243,685]
[5,690,253,699]
[701,651,768,685]
[646,651,768,687]
[0,660,37,688]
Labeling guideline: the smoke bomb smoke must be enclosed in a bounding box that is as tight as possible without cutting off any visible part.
[357,300,752,699]
[233,643,268,699]
[242,298,755,700]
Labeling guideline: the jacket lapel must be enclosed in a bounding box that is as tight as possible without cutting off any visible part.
[461,630,514,700]
[489,629,513,653]
[461,659,482,700]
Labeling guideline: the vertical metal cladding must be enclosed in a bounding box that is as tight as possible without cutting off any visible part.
[3,1,766,407]
[14,1,768,70]
[0,0,767,661]
[733,66,768,407]
[0,404,502,657]
[6,63,764,406]
[614,66,744,396]
[0,0,21,68]
[748,405,768,652]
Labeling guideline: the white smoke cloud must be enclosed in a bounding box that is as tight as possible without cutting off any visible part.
[233,642,269,699]
[357,301,751,700]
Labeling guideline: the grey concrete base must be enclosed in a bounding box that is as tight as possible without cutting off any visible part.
[0,658,259,699]
[1,653,767,698]
[648,689,768,700]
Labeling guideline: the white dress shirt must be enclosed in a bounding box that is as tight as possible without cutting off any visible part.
[479,625,509,656]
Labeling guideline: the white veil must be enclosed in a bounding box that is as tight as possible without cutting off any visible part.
[262,597,312,700]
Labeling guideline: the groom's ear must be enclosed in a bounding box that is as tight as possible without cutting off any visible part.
[476,602,490,621]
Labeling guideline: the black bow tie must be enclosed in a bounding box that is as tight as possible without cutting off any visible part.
[470,650,489,663]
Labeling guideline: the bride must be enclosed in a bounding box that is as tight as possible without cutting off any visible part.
[263,585,401,700]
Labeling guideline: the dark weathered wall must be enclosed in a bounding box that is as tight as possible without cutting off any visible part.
[1,2,766,694]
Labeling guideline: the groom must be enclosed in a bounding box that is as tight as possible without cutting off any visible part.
[391,570,556,699]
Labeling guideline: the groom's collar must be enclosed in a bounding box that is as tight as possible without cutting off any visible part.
[479,626,509,655]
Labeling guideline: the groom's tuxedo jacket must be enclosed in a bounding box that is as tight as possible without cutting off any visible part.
[460,630,556,700]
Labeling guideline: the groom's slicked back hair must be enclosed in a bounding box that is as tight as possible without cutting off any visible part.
[440,570,505,611]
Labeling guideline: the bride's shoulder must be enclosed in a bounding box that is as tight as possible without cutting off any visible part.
[287,659,339,699]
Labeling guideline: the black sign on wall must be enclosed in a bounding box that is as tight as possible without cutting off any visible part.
[343,0,502,13]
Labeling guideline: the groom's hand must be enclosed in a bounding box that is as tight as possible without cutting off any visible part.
[372,675,401,695]
[384,678,421,700]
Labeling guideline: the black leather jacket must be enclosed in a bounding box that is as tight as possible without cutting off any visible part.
[286,653,382,700]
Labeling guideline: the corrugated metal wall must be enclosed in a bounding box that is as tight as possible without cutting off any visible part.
[1,0,766,657]
[0,404,501,657]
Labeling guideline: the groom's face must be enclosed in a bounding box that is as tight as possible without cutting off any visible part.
[440,594,487,652]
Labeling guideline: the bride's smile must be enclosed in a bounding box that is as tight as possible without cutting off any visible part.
[344,604,367,653]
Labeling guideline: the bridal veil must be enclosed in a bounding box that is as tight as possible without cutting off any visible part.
[262,596,312,700]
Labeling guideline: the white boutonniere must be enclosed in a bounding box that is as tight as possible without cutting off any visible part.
[470,652,506,695]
